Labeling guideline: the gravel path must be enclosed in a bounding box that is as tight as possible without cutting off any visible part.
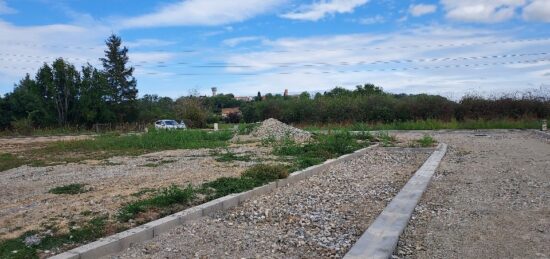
[394,130,550,258]
[109,148,431,259]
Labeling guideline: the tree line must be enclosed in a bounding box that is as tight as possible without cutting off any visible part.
[1,35,549,131]
[0,34,138,130]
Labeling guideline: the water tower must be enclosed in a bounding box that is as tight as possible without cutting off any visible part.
[211,87,217,96]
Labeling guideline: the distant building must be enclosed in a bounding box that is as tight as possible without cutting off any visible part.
[221,107,241,118]
[211,87,217,96]
[234,96,252,102]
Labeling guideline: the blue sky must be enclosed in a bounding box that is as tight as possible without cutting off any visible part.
[0,0,549,98]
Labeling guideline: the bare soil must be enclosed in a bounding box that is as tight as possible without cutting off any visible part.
[0,143,275,240]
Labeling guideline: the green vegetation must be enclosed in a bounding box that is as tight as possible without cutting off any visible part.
[303,118,544,131]
[0,129,232,172]
[48,184,88,195]
[376,132,397,147]
[0,154,26,172]
[237,123,259,135]
[118,185,195,222]
[199,164,288,199]
[417,135,436,147]
[273,132,369,171]
[0,216,106,259]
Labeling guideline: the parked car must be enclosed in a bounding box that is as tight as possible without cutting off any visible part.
[154,120,186,130]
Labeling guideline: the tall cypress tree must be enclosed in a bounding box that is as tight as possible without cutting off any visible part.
[100,34,138,122]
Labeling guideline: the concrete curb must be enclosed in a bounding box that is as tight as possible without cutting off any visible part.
[344,143,448,259]
[49,144,379,259]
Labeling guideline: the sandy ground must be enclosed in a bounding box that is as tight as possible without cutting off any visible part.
[394,130,550,258]
[0,145,275,240]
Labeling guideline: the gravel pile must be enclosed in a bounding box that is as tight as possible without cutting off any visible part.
[251,118,312,143]
[110,148,431,259]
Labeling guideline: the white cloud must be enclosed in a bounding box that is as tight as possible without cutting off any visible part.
[0,0,15,14]
[222,36,265,47]
[522,0,550,22]
[409,4,437,17]
[441,0,526,23]
[358,15,385,25]
[281,0,369,21]
[217,26,550,97]
[121,0,286,28]
[0,20,180,95]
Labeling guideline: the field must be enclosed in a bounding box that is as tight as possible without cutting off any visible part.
[0,125,548,258]
[0,126,373,258]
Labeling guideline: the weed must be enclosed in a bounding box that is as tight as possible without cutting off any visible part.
[272,132,367,171]
[213,149,252,162]
[0,216,106,259]
[118,185,195,222]
[377,132,396,147]
[200,164,288,199]
[48,184,88,195]
[417,134,436,147]
[237,123,259,135]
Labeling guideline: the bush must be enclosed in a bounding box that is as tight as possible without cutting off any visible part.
[10,118,33,135]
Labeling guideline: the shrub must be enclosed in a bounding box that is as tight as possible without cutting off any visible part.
[10,118,33,136]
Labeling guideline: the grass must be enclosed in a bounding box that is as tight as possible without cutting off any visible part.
[0,127,94,138]
[376,132,397,147]
[0,129,232,172]
[272,132,370,171]
[119,164,289,221]
[416,134,436,147]
[48,184,88,195]
[199,164,288,199]
[0,216,106,259]
[302,118,546,131]
[0,154,27,172]
[117,185,195,222]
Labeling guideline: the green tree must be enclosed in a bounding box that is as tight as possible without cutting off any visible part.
[50,58,81,125]
[79,64,115,125]
[100,34,138,122]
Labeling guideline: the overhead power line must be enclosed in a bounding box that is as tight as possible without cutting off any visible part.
[0,37,549,54]
[0,52,548,69]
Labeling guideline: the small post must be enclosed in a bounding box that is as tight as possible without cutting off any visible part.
[214,123,219,131]
[543,119,547,131]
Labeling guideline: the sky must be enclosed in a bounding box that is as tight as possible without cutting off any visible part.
[0,0,549,99]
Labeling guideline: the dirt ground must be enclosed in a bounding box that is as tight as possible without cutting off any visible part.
[394,130,550,258]
[0,135,93,153]
[0,142,275,240]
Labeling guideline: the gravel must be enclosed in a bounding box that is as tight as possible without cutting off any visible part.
[109,147,431,259]
[251,118,312,143]
[393,130,550,258]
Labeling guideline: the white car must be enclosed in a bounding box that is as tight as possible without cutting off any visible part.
[155,120,186,130]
